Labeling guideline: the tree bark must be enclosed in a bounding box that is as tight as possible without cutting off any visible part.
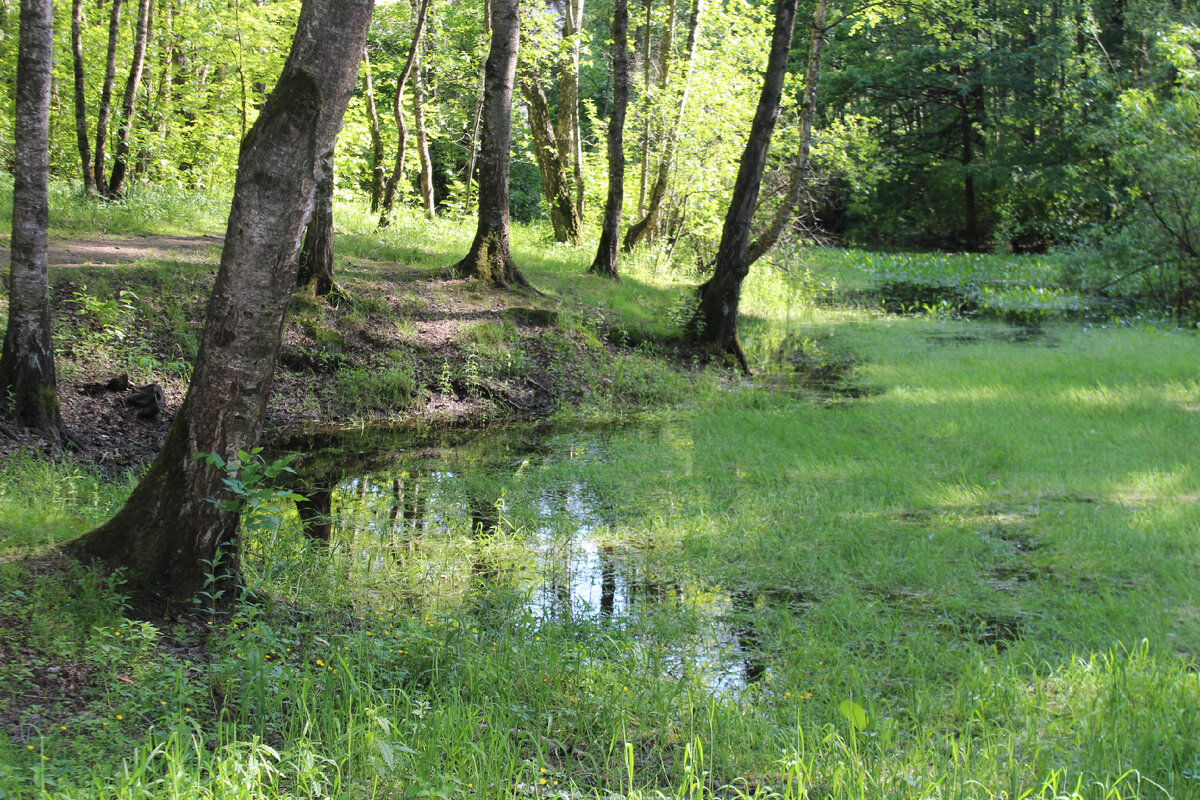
[555,0,584,223]
[588,0,629,278]
[379,0,431,225]
[297,146,337,297]
[453,0,530,289]
[412,31,436,220]
[0,0,60,435]
[521,71,582,244]
[623,0,699,252]
[67,0,375,601]
[686,0,798,372]
[70,0,94,193]
[746,0,826,265]
[636,0,652,216]
[107,0,153,197]
[93,0,125,193]
[463,0,491,212]
[362,47,386,212]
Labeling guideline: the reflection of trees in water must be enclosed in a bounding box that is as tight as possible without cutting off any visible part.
[296,487,333,542]
[731,590,766,683]
[389,472,427,559]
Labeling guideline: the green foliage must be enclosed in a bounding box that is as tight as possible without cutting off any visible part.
[335,361,421,414]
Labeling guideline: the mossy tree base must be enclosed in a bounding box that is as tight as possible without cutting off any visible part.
[455,229,531,290]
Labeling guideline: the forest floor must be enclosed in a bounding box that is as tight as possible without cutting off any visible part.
[2,205,1199,800]
[0,232,698,471]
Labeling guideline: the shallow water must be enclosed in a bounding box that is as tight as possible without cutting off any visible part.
[279,425,769,692]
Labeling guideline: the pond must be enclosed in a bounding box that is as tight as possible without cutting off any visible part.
[267,423,774,694]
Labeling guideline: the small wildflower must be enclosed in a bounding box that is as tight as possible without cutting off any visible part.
[26,745,33,751]
[160,700,167,705]
[539,778,547,785]
[185,708,192,713]
[59,726,66,731]
[115,714,123,721]
[316,659,325,667]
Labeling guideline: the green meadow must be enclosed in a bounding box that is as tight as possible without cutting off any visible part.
[1,198,1199,799]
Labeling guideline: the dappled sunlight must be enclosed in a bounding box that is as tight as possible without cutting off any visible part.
[1110,466,1200,507]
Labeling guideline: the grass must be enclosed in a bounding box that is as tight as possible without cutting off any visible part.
[2,189,1200,798]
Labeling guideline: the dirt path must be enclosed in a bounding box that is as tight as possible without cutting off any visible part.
[0,233,224,269]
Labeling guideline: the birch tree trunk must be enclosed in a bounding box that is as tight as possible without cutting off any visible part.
[624,0,699,252]
[0,0,60,435]
[588,0,629,278]
[298,146,337,297]
[746,0,826,265]
[363,47,387,212]
[555,0,584,222]
[463,0,490,211]
[379,0,431,224]
[521,71,581,244]
[70,0,94,193]
[68,0,375,601]
[636,0,652,216]
[453,0,530,288]
[107,0,153,197]
[412,32,437,220]
[93,0,125,193]
[686,0,798,372]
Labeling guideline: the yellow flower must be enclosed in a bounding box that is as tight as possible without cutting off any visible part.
[539,778,547,785]
[160,700,167,705]
[115,714,123,721]
[316,659,325,667]
[26,745,33,751]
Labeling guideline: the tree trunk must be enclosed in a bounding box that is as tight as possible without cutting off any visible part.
[636,0,652,216]
[107,0,153,198]
[362,47,386,212]
[0,0,60,436]
[746,0,826,265]
[623,0,699,252]
[67,0,375,602]
[93,0,125,193]
[463,0,490,212]
[588,0,629,278]
[555,0,584,223]
[412,33,436,220]
[298,146,336,297]
[521,71,582,244]
[686,0,798,372]
[378,0,431,225]
[70,0,94,193]
[453,0,530,288]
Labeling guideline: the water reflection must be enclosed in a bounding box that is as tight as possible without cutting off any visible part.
[279,426,776,692]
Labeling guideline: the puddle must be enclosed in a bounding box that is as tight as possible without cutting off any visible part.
[273,425,773,692]
[925,327,1055,347]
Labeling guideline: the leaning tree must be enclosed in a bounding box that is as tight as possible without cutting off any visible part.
[453,0,532,289]
[686,0,799,372]
[68,0,375,600]
[0,0,61,438]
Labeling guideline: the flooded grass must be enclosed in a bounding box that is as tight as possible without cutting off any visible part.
[2,229,1200,798]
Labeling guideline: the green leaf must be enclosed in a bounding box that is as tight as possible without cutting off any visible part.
[839,700,868,731]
